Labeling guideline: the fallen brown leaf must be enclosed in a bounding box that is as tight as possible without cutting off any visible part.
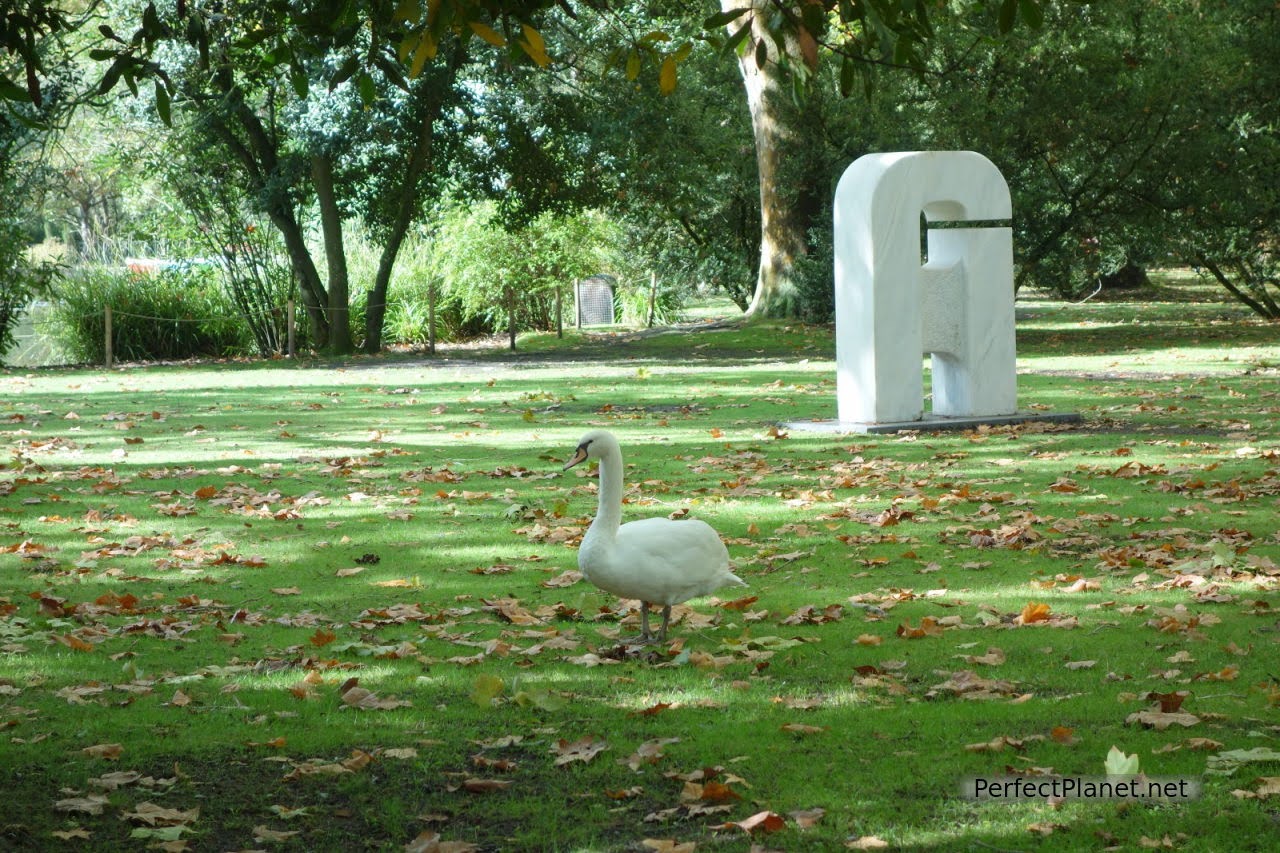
[81,743,123,760]
[122,802,200,826]
[460,778,512,794]
[404,830,482,852]
[716,810,784,835]
[846,837,890,850]
[896,617,943,639]
[51,829,93,840]
[641,839,696,852]
[53,794,110,816]
[551,735,608,766]
[1016,602,1052,625]
[1126,710,1200,730]
[254,826,300,842]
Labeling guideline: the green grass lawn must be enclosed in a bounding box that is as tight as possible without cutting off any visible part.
[2,279,1278,851]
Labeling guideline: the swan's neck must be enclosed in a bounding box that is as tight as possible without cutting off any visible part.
[586,446,624,542]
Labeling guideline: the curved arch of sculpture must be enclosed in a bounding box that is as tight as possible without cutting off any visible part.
[834,151,1017,424]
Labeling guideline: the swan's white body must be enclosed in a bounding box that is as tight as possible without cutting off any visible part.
[564,429,746,643]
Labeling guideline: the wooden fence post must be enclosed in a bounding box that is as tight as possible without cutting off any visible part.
[428,278,436,355]
[286,299,296,357]
[104,306,113,369]
[507,285,517,350]
[648,270,658,328]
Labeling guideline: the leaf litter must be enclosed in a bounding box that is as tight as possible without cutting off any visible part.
[3,343,1280,849]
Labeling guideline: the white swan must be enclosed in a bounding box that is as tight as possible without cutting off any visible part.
[563,429,746,643]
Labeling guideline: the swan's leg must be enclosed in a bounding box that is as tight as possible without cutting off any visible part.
[638,605,653,643]
[657,605,671,643]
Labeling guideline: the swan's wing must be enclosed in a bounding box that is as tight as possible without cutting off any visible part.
[615,517,728,563]
[612,517,741,604]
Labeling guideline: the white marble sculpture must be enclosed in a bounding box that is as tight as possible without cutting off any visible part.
[833,151,1017,426]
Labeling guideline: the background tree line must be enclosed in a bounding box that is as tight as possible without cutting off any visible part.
[1,0,1276,364]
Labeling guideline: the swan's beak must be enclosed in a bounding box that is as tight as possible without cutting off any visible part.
[563,444,589,471]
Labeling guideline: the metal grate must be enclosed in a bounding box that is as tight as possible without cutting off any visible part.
[575,276,615,326]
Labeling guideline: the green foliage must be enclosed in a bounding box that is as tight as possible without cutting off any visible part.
[613,277,682,328]
[0,104,57,362]
[48,264,253,363]
[427,202,621,339]
[791,222,835,323]
[751,0,1280,320]
[344,225,486,347]
[0,245,57,364]
[0,1,79,107]
[1159,0,1280,318]
[582,15,762,309]
[2,290,1279,850]
[383,298,435,346]
[151,127,299,356]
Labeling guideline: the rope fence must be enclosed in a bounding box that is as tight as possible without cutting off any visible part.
[11,301,298,368]
[100,301,297,367]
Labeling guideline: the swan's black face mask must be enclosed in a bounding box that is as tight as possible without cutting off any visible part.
[564,440,592,471]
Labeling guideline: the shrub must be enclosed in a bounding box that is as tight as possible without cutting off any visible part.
[48,264,252,363]
[425,204,622,341]
[614,277,683,327]
[342,226,481,349]
[792,220,835,324]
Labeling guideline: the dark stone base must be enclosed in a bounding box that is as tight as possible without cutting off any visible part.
[784,411,1083,435]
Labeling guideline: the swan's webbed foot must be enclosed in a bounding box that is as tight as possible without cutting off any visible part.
[621,633,658,646]
[619,603,664,645]
[631,605,657,644]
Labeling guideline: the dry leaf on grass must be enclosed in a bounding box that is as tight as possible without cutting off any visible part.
[846,837,890,850]
[122,802,199,826]
[51,829,92,840]
[89,771,143,790]
[1126,710,1200,730]
[81,743,123,760]
[959,647,1006,666]
[789,807,825,828]
[551,735,608,766]
[623,738,680,772]
[641,840,697,852]
[404,830,481,852]
[715,810,785,834]
[53,794,110,816]
[1016,602,1052,625]
[896,617,943,638]
[340,681,412,711]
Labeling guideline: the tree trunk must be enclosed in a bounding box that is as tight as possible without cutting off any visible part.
[362,47,466,354]
[727,0,809,320]
[263,204,330,348]
[312,153,354,355]
[204,88,332,349]
[364,255,393,355]
[1197,255,1280,319]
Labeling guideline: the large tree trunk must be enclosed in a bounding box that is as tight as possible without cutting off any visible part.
[312,153,354,355]
[727,0,810,319]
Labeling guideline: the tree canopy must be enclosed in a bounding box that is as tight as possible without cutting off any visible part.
[3,0,1277,365]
